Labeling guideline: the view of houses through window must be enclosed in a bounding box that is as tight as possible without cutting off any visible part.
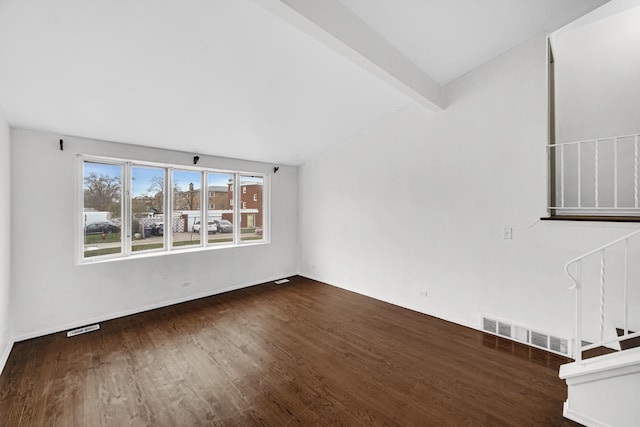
[82,158,267,261]
[239,175,264,241]
[83,162,123,257]
[132,165,165,253]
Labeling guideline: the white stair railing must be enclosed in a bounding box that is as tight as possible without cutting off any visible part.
[548,132,640,215]
[565,229,640,364]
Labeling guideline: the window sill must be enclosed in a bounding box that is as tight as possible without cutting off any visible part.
[541,216,640,223]
[79,239,270,265]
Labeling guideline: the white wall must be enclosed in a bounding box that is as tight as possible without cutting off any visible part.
[298,34,639,342]
[10,129,298,339]
[0,101,11,372]
[553,5,640,142]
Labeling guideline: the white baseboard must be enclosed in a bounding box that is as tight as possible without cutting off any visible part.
[563,401,611,427]
[13,272,298,342]
[0,338,14,376]
[300,273,478,331]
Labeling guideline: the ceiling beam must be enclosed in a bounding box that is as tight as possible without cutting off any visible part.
[251,0,443,111]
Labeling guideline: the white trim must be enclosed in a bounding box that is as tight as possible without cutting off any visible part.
[123,162,132,256]
[12,272,297,342]
[0,338,14,376]
[563,401,611,427]
[78,158,125,263]
[77,238,269,265]
[301,273,477,330]
[263,173,271,244]
[560,347,640,381]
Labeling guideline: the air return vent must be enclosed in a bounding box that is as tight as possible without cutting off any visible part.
[66,324,100,337]
[481,315,569,357]
[531,331,549,348]
[483,317,497,334]
[497,322,511,338]
[550,336,569,354]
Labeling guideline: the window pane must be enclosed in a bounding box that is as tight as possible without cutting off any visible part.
[83,161,122,258]
[132,166,165,253]
[240,175,264,242]
[172,170,202,248]
[206,172,234,245]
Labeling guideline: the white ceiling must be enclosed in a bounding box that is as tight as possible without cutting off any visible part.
[0,0,609,166]
[338,0,609,85]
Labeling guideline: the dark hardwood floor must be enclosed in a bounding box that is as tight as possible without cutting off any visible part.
[0,276,580,426]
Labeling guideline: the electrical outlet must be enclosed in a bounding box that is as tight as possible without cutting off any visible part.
[419,290,428,297]
[503,227,513,240]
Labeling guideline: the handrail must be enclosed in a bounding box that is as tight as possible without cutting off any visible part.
[565,228,640,364]
[548,132,640,148]
[547,132,640,212]
[564,229,640,270]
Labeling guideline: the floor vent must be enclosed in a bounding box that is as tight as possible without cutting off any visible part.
[66,324,100,337]
[274,279,290,285]
[481,315,569,356]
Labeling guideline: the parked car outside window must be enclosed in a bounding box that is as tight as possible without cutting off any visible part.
[218,220,233,233]
[193,220,219,234]
[151,222,164,236]
[85,222,121,234]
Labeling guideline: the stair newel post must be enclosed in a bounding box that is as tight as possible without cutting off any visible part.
[624,239,629,336]
[600,250,605,342]
[566,259,584,364]
[576,260,583,364]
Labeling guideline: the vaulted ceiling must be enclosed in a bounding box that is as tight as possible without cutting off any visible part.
[0,0,609,165]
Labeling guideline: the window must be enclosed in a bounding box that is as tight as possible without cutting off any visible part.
[207,172,234,245]
[240,175,265,242]
[79,156,268,262]
[172,170,201,248]
[83,161,122,258]
[131,165,165,253]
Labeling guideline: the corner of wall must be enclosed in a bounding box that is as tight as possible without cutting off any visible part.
[0,339,14,376]
[0,99,12,376]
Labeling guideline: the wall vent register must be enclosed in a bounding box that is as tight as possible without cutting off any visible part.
[482,315,569,356]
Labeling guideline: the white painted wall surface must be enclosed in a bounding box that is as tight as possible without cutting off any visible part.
[298,34,640,341]
[0,101,12,372]
[561,348,640,426]
[553,5,640,142]
[10,129,298,339]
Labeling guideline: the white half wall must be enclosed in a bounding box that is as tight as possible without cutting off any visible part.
[298,33,640,341]
[0,100,11,373]
[10,129,298,339]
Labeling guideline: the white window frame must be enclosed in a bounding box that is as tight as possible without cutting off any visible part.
[77,155,269,264]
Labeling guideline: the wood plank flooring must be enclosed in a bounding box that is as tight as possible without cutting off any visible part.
[0,276,580,426]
